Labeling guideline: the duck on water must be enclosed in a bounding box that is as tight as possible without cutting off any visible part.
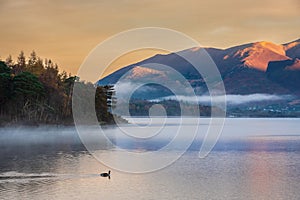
[100,170,111,179]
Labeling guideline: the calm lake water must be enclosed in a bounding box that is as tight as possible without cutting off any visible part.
[0,118,300,200]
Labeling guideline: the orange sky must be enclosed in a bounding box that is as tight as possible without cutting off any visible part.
[0,0,299,77]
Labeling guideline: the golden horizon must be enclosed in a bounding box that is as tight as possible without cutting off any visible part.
[0,0,299,76]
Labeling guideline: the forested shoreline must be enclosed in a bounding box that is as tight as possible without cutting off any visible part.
[0,51,121,126]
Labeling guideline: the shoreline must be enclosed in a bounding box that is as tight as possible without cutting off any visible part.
[0,116,299,128]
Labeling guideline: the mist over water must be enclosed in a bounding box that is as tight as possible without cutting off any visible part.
[151,94,294,105]
[0,126,80,146]
[1,118,300,199]
[1,118,299,146]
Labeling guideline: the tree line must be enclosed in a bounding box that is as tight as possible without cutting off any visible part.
[0,51,118,125]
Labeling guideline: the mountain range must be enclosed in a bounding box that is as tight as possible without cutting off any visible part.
[98,39,300,108]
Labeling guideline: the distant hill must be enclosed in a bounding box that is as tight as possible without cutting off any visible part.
[98,40,300,117]
[267,58,300,91]
[99,39,300,97]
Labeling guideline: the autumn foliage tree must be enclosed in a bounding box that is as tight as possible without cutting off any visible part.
[0,51,117,125]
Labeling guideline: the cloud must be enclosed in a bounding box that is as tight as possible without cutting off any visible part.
[210,27,234,35]
[151,94,293,105]
[114,81,157,99]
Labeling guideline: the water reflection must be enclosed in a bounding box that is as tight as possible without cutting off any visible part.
[0,119,300,199]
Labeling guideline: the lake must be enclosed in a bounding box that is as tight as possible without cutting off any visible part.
[0,118,300,200]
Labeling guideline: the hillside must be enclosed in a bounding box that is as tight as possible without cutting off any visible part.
[99,39,300,97]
